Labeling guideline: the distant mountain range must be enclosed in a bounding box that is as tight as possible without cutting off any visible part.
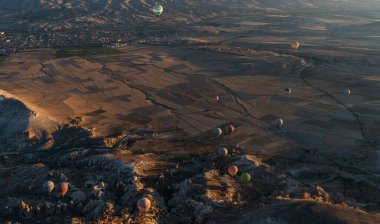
[0,0,379,30]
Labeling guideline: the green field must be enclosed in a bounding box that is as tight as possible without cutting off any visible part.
[56,45,122,58]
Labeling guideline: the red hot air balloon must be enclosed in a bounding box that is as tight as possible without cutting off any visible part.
[57,182,69,197]
[225,125,235,135]
[228,165,238,177]
[137,198,151,212]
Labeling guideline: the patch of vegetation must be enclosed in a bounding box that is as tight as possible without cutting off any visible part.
[56,45,122,58]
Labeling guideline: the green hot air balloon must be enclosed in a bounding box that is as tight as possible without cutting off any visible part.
[152,3,164,17]
[240,173,251,183]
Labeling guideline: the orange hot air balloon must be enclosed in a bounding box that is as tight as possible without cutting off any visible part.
[225,125,235,135]
[137,198,151,212]
[291,42,300,51]
[228,165,238,177]
[57,182,69,197]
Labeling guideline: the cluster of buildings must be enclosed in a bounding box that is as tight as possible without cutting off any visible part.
[0,28,254,59]
[0,29,171,56]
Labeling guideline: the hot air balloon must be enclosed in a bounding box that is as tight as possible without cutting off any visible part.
[291,42,300,51]
[215,96,220,102]
[274,118,283,128]
[225,125,235,135]
[152,3,164,17]
[284,88,291,94]
[228,165,238,177]
[43,181,55,194]
[240,173,251,183]
[218,147,228,157]
[57,182,69,197]
[137,198,151,212]
[344,89,351,96]
[213,128,222,137]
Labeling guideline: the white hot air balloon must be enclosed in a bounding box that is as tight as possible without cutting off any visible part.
[344,89,351,96]
[284,88,291,94]
[152,3,164,17]
[218,147,228,157]
[274,118,283,128]
[213,128,222,137]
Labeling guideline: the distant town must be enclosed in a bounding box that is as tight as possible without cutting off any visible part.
[0,28,273,61]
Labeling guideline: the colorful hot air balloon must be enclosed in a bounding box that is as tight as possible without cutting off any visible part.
[228,165,238,177]
[225,125,235,135]
[284,88,291,94]
[291,42,300,51]
[240,173,251,183]
[213,128,222,137]
[344,89,351,96]
[57,182,69,197]
[152,3,164,17]
[43,181,55,194]
[137,198,151,212]
[274,118,283,128]
[218,147,228,157]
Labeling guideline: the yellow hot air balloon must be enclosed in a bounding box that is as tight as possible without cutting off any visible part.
[213,128,222,137]
[43,181,55,194]
[291,42,300,51]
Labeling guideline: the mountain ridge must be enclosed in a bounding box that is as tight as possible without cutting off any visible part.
[1,0,380,30]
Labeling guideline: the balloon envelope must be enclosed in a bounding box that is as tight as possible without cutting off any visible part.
[228,165,238,177]
[137,198,151,212]
[291,42,300,50]
[274,118,283,128]
[284,88,291,94]
[57,182,69,196]
[225,125,235,135]
[218,147,228,157]
[43,181,54,193]
[213,128,222,137]
[240,173,251,183]
[152,4,163,17]
[344,89,351,96]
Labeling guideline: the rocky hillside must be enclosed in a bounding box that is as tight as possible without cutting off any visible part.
[1,0,379,30]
